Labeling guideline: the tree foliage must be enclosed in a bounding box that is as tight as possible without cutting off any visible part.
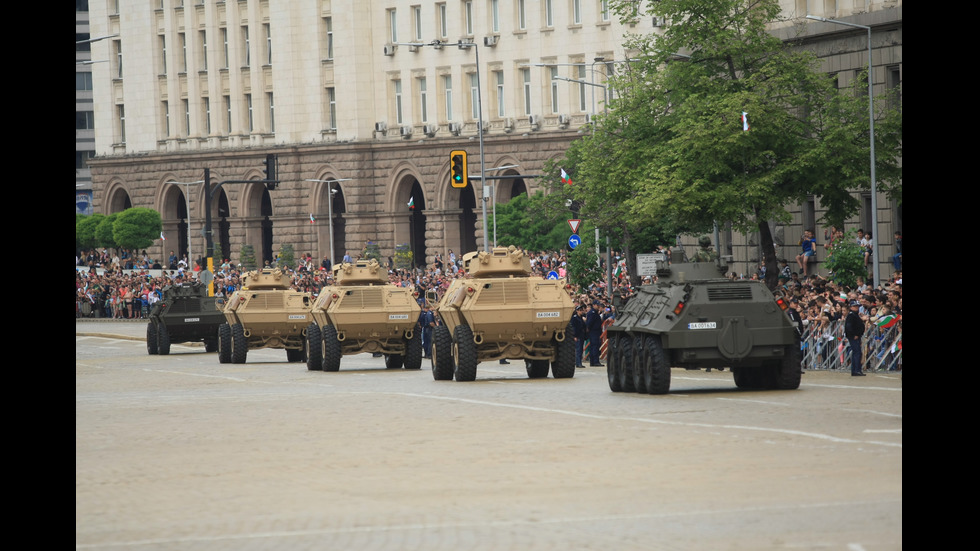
[112,208,162,250]
[76,214,105,251]
[824,229,866,289]
[95,213,119,249]
[491,191,570,252]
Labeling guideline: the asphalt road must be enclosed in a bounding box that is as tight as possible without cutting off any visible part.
[76,321,902,551]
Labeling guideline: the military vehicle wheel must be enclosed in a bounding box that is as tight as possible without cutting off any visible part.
[231,323,248,364]
[526,360,550,378]
[432,325,455,380]
[607,333,622,392]
[218,323,231,364]
[775,340,802,390]
[642,335,671,395]
[322,324,341,372]
[204,338,218,353]
[385,354,404,369]
[306,324,323,371]
[286,348,305,362]
[157,323,171,355]
[403,331,423,370]
[146,321,159,355]
[732,367,763,388]
[631,335,646,392]
[453,325,478,382]
[617,334,636,392]
[550,323,576,379]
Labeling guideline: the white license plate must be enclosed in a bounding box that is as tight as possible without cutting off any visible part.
[183,317,200,322]
[688,322,716,329]
[288,315,307,320]
[389,314,409,320]
[536,311,560,318]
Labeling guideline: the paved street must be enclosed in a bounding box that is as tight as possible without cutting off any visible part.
[76,321,902,551]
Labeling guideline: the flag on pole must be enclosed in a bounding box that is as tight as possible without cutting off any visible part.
[310,214,316,224]
[160,231,166,241]
[614,263,623,278]
[407,196,415,209]
[561,168,572,186]
[875,314,899,329]
[741,111,750,131]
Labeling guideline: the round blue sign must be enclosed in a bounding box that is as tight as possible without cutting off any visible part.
[547,271,559,280]
[568,234,581,249]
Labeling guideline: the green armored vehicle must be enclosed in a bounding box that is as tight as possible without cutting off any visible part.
[432,246,576,382]
[218,268,312,364]
[146,281,224,355]
[606,254,801,394]
[306,258,422,372]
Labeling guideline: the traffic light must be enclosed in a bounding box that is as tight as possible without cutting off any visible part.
[263,153,277,189]
[450,150,468,188]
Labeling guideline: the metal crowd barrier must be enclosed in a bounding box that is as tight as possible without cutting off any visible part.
[801,319,902,372]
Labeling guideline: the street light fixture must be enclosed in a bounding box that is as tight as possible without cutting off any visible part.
[305,178,352,268]
[806,15,879,285]
[165,180,204,273]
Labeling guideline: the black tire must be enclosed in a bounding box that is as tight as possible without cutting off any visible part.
[432,325,455,380]
[146,321,159,355]
[618,333,636,392]
[607,333,623,392]
[776,340,803,390]
[204,337,218,353]
[732,367,763,389]
[385,354,404,369]
[453,325,478,382]
[306,324,323,371]
[157,323,171,355]
[642,335,671,395]
[550,323,576,379]
[322,324,341,372]
[403,331,423,370]
[286,348,305,362]
[525,359,550,378]
[631,335,646,392]
[218,323,231,364]
[231,323,248,364]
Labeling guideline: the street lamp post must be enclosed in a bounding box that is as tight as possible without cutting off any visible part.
[166,180,203,273]
[806,14,879,285]
[305,178,352,268]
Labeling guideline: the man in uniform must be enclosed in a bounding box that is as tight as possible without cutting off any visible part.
[419,304,435,359]
[586,301,605,367]
[844,300,866,376]
[570,305,587,368]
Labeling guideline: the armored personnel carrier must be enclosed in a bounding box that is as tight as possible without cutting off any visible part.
[306,259,422,372]
[431,246,576,382]
[218,268,312,364]
[146,281,224,355]
[606,254,801,394]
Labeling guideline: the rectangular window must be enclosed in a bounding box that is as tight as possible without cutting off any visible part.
[246,93,253,132]
[605,61,615,104]
[573,0,581,25]
[327,87,337,130]
[325,17,334,60]
[268,92,275,132]
[600,0,610,22]
[183,98,190,135]
[465,1,473,35]
[200,30,208,71]
[160,35,167,74]
[413,6,422,41]
[179,33,187,72]
[75,111,95,130]
[204,97,211,134]
[419,77,428,123]
[221,28,229,69]
[76,71,93,91]
[394,80,403,125]
[114,40,123,78]
[264,24,272,65]
[550,67,559,114]
[495,71,504,118]
[469,72,479,120]
[518,0,526,30]
[163,101,171,137]
[438,3,447,38]
[522,68,531,115]
[545,0,553,28]
[577,65,587,111]
[224,95,232,133]
[443,75,453,121]
[491,0,499,33]
[117,104,126,143]
[242,25,250,67]
[388,9,397,43]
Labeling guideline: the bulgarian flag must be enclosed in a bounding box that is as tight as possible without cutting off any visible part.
[408,197,415,209]
[614,261,624,278]
[742,111,750,131]
[309,214,316,224]
[876,314,899,329]
[561,168,573,186]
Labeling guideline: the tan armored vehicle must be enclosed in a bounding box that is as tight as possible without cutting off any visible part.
[307,259,422,372]
[431,246,576,381]
[218,268,312,364]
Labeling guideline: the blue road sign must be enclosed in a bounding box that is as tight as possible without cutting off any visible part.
[547,271,559,280]
[568,234,581,249]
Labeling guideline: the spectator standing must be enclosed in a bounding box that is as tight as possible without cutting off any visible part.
[586,301,605,367]
[419,304,435,359]
[844,300,866,376]
[892,231,902,271]
[570,305,587,368]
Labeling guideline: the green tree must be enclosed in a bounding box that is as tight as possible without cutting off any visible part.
[492,191,569,252]
[95,212,119,249]
[277,243,295,269]
[393,243,413,270]
[599,0,901,289]
[566,236,604,291]
[76,213,105,252]
[824,229,866,289]
[362,241,382,262]
[112,208,162,250]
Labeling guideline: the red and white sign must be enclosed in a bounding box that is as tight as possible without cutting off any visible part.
[567,219,581,234]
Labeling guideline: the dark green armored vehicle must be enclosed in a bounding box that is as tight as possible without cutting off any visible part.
[146,281,225,355]
[606,255,801,394]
